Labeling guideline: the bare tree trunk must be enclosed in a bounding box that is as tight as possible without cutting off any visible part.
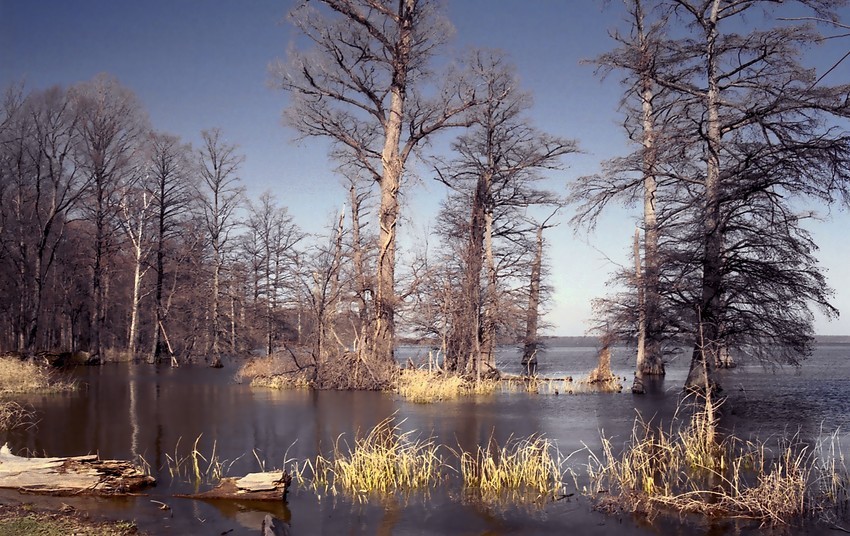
[151,213,165,363]
[481,204,497,374]
[230,289,237,354]
[522,224,544,375]
[210,249,222,367]
[636,0,665,379]
[91,183,106,359]
[374,134,403,367]
[469,176,487,381]
[632,228,647,393]
[128,247,142,356]
[686,0,721,392]
[349,183,371,357]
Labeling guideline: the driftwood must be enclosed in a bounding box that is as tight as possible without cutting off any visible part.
[0,444,154,496]
[178,471,291,501]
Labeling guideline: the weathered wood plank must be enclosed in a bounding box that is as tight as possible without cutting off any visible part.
[0,444,155,496]
[178,471,291,501]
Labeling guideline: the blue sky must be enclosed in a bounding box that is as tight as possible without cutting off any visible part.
[2,0,848,336]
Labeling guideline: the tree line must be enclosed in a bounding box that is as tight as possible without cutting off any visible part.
[1,0,848,393]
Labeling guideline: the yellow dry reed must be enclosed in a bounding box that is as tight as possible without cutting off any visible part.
[395,368,497,403]
[458,434,567,504]
[294,417,444,499]
[586,396,848,525]
[0,357,75,394]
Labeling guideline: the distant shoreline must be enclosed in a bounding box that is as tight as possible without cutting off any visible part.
[399,335,850,347]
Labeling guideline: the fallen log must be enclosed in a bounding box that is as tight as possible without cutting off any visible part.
[178,471,291,501]
[0,444,155,496]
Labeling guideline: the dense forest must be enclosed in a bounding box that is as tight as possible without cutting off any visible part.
[1,0,848,393]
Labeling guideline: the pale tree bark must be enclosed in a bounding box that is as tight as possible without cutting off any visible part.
[481,191,497,374]
[684,0,723,392]
[275,0,479,368]
[118,185,153,357]
[198,128,244,368]
[635,0,665,383]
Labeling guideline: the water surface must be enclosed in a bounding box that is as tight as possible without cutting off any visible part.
[3,344,848,535]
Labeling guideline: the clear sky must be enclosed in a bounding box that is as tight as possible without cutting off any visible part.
[2,0,848,336]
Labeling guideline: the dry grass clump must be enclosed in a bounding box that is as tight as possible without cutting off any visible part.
[395,368,497,403]
[458,434,568,505]
[586,395,850,525]
[293,417,443,499]
[0,357,75,394]
[235,353,313,390]
[814,430,850,518]
[0,401,33,431]
[291,418,572,507]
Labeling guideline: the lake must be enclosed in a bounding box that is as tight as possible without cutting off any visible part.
[2,343,849,535]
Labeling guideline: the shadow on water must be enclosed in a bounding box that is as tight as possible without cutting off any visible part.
[0,343,848,534]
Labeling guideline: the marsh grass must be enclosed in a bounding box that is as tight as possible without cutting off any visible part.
[0,357,75,394]
[499,374,623,395]
[395,368,497,403]
[164,435,244,489]
[236,354,313,389]
[456,434,569,505]
[500,376,574,395]
[250,373,313,389]
[0,401,33,431]
[293,417,443,500]
[586,395,850,525]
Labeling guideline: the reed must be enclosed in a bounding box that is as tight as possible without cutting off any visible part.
[395,368,497,403]
[586,396,848,524]
[293,417,444,498]
[0,357,75,394]
[236,354,313,389]
[164,435,244,487]
[250,373,312,390]
[0,401,33,431]
[499,376,576,395]
[457,434,568,504]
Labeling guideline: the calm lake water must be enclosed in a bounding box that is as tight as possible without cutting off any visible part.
[2,343,849,535]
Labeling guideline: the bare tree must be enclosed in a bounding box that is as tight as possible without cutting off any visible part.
[117,169,154,357]
[435,53,576,379]
[72,74,148,360]
[146,132,195,364]
[575,0,850,392]
[243,191,303,355]
[522,208,560,375]
[664,0,850,391]
[570,0,677,393]
[273,0,480,368]
[0,86,88,353]
[198,128,244,368]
